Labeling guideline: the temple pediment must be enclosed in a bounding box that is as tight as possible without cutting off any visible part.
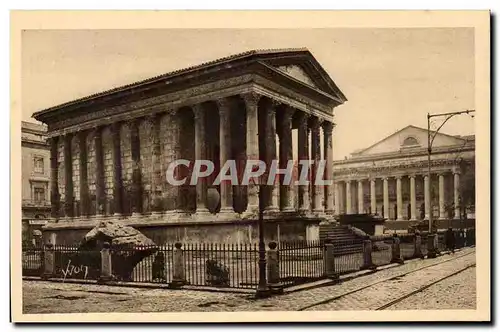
[275,64,319,89]
[352,125,472,157]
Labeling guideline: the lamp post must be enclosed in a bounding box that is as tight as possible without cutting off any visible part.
[426,109,475,258]
[255,179,270,298]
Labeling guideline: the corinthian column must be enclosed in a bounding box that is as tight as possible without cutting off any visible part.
[78,131,90,217]
[278,106,295,212]
[454,170,461,219]
[149,114,163,215]
[370,178,376,215]
[334,182,340,215]
[409,174,417,220]
[297,111,310,213]
[111,123,124,216]
[345,180,352,214]
[383,177,389,219]
[129,120,143,216]
[424,174,430,220]
[49,136,60,219]
[396,176,403,220]
[438,172,446,219]
[63,133,74,218]
[357,179,364,214]
[193,104,209,214]
[323,121,334,214]
[264,100,279,212]
[310,116,323,213]
[217,97,234,213]
[242,93,261,213]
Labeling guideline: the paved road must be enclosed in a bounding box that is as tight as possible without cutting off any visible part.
[22,247,476,314]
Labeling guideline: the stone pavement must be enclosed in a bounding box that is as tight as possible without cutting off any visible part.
[22,247,475,314]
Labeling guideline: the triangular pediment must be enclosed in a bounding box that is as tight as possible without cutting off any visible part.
[275,64,319,89]
[353,125,469,156]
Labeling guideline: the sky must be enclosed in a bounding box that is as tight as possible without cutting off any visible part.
[21,28,475,159]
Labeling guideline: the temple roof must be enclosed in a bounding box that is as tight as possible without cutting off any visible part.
[32,48,347,120]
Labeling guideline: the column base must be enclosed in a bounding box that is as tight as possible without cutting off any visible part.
[298,206,310,214]
[194,208,211,215]
[216,210,240,221]
[264,206,280,214]
[281,206,295,213]
[150,211,163,216]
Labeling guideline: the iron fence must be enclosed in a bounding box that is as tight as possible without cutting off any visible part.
[22,227,476,291]
[181,242,259,289]
[371,235,393,266]
[279,240,324,286]
[22,247,44,276]
[333,238,364,274]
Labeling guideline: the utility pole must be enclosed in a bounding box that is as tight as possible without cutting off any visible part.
[426,109,475,258]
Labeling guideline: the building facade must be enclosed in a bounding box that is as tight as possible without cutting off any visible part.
[332,125,475,230]
[32,48,347,244]
[22,121,51,243]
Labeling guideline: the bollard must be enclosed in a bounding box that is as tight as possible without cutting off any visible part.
[391,234,404,264]
[323,239,338,280]
[41,243,54,280]
[361,237,376,270]
[427,233,438,258]
[169,242,187,289]
[98,242,113,283]
[413,232,425,259]
[266,242,283,295]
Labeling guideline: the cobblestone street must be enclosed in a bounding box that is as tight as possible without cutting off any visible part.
[22,248,476,314]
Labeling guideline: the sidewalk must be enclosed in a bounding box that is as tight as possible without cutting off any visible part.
[22,247,475,314]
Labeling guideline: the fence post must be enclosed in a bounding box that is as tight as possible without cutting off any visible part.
[169,242,186,289]
[324,239,338,280]
[427,233,438,258]
[361,236,376,270]
[413,231,424,259]
[266,241,283,295]
[41,243,54,280]
[98,242,113,283]
[391,234,404,264]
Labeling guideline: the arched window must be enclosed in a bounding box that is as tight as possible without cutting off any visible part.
[402,136,419,147]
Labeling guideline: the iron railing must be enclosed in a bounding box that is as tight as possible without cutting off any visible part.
[22,228,476,290]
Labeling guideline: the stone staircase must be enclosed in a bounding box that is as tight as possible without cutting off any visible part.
[320,222,364,256]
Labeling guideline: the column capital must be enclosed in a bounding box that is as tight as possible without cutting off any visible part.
[321,121,335,132]
[64,132,74,141]
[395,175,403,180]
[77,129,89,140]
[240,92,261,108]
[110,121,123,135]
[192,103,205,119]
[282,105,295,120]
[215,96,232,111]
[408,174,417,179]
[308,116,322,130]
[296,110,310,123]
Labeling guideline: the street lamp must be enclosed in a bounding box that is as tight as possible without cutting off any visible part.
[426,109,475,258]
[255,178,270,298]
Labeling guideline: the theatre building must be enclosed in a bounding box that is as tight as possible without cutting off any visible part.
[32,48,347,245]
[332,125,475,230]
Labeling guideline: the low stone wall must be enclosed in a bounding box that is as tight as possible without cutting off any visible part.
[42,216,323,246]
